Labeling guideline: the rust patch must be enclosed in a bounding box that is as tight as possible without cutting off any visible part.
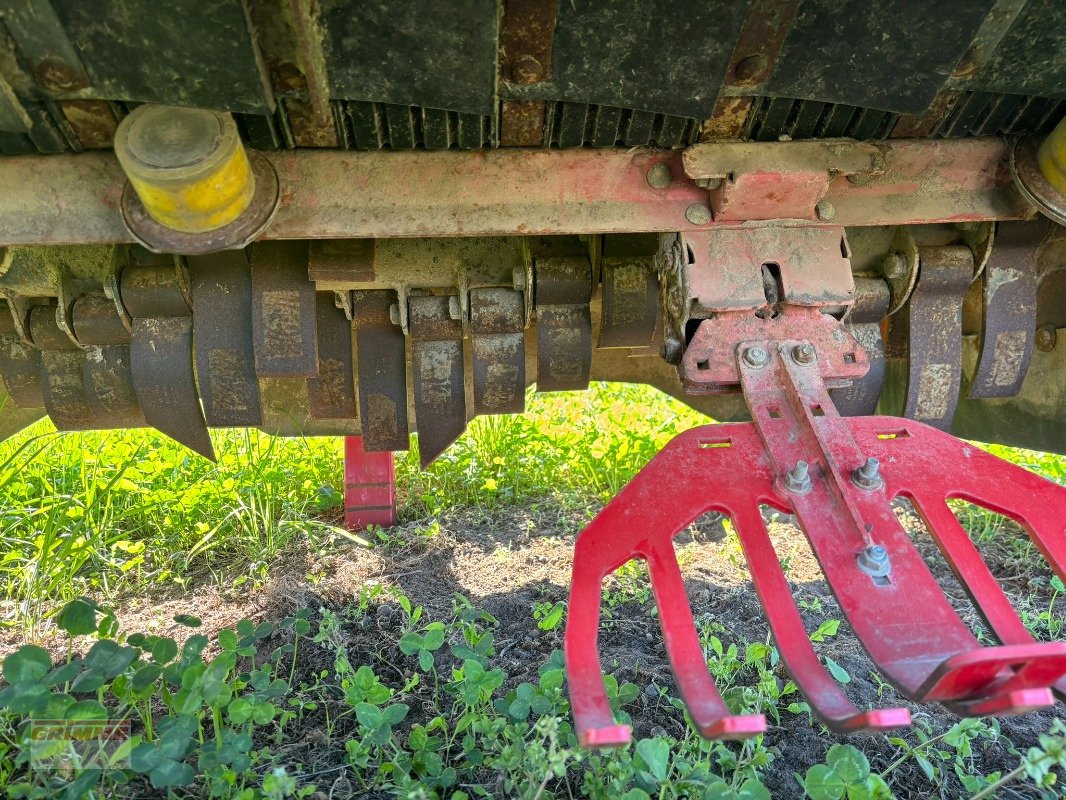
[700,96,753,140]
[261,290,304,360]
[59,100,118,150]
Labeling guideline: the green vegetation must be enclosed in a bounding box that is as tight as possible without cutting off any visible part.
[0,382,1063,798]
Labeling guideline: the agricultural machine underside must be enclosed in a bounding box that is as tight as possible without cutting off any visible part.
[1,0,1066,747]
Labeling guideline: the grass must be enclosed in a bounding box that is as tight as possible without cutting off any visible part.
[0,383,702,631]
[0,382,1064,798]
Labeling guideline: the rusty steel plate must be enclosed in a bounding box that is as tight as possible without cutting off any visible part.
[40,349,92,430]
[535,257,592,392]
[188,251,263,427]
[902,246,975,429]
[119,263,191,318]
[0,139,1034,247]
[470,287,525,415]
[251,241,318,378]
[831,277,891,416]
[969,219,1052,399]
[353,290,408,452]
[72,294,130,345]
[598,259,659,349]
[83,344,145,428]
[307,291,356,419]
[409,294,466,467]
[0,334,44,408]
[686,226,854,314]
[130,315,214,460]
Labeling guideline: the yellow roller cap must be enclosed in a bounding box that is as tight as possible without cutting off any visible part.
[114,105,255,234]
[1037,114,1066,196]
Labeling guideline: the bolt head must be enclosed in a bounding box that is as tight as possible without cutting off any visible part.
[743,345,769,368]
[660,337,683,364]
[784,460,812,493]
[685,203,713,226]
[511,55,544,84]
[1036,325,1057,353]
[732,54,768,85]
[647,162,673,189]
[815,201,837,221]
[792,343,816,365]
[882,252,906,280]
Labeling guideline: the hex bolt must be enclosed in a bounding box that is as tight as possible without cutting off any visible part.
[857,544,891,578]
[882,252,906,280]
[647,162,673,189]
[784,460,812,494]
[792,343,816,365]
[815,200,836,221]
[448,296,461,320]
[685,203,713,226]
[852,457,882,490]
[1036,324,1057,353]
[743,345,770,368]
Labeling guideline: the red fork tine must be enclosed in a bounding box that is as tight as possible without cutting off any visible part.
[729,501,911,732]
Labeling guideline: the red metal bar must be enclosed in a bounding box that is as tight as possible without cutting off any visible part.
[343,436,395,531]
[0,137,1032,247]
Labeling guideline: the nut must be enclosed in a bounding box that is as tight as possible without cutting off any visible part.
[647,162,673,189]
[857,544,891,577]
[743,346,770,368]
[852,457,883,490]
[784,461,812,494]
[685,203,712,226]
[792,343,816,365]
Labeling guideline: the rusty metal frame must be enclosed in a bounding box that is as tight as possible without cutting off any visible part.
[0,137,1033,246]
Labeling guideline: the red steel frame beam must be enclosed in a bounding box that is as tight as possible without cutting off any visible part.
[0,138,1033,247]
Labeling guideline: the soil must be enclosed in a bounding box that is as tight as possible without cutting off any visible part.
[7,501,1065,799]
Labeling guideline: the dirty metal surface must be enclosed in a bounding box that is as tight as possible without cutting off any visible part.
[831,277,890,416]
[681,306,869,395]
[969,219,1052,398]
[59,100,118,150]
[127,263,213,459]
[51,0,273,113]
[352,290,408,452]
[40,349,91,429]
[251,241,318,377]
[684,140,884,222]
[882,226,920,315]
[3,0,91,93]
[307,291,355,420]
[0,139,1032,247]
[409,294,466,467]
[766,0,996,114]
[72,294,129,345]
[83,344,145,428]
[551,0,746,120]
[598,258,659,349]
[699,96,754,140]
[535,257,592,392]
[188,251,263,428]
[723,0,800,92]
[901,246,975,429]
[685,226,854,315]
[470,287,525,415]
[498,0,556,147]
[0,333,43,408]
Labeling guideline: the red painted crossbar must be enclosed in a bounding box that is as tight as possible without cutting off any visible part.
[343,436,395,531]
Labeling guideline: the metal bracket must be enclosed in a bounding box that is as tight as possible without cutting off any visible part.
[682,139,884,222]
[565,302,1066,748]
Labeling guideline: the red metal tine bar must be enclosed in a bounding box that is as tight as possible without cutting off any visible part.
[738,345,1066,708]
[565,432,767,747]
[851,418,1066,700]
[565,423,912,745]
[728,500,911,732]
[343,436,396,531]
